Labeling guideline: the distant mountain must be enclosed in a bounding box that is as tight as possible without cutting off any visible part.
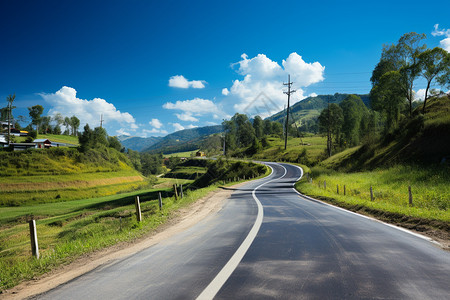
[117,135,162,152]
[267,93,370,126]
[143,125,223,153]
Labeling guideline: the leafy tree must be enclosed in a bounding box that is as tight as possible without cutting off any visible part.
[141,153,163,176]
[373,32,426,118]
[253,116,264,139]
[318,103,343,156]
[339,95,367,146]
[127,149,142,172]
[63,117,71,135]
[271,122,283,137]
[108,136,122,151]
[28,105,44,133]
[40,116,51,134]
[70,115,80,136]
[370,71,407,132]
[263,119,273,135]
[418,47,450,113]
[78,124,94,152]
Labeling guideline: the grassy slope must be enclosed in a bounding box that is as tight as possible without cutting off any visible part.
[295,96,450,231]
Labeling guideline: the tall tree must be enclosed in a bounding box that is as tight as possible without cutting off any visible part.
[64,116,71,135]
[70,115,80,136]
[375,32,426,117]
[339,95,367,146]
[418,47,450,113]
[28,105,44,133]
[318,104,343,156]
[253,116,264,139]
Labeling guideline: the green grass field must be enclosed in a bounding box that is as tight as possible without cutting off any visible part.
[164,150,198,157]
[296,165,450,223]
[252,135,327,164]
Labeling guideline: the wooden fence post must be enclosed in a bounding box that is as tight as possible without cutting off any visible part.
[344,185,346,195]
[408,186,413,206]
[173,184,178,201]
[370,186,374,201]
[324,180,326,189]
[337,184,339,194]
[135,196,142,222]
[29,219,39,259]
[180,184,184,199]
[158,192,163,210]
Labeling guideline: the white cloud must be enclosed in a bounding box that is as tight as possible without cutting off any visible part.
[432,24,450,52]
[222,88,230,96]
[41,86,138,132]
[172,123,185,131]
[175,113,199,122]
[309,92,318,97]
[186,124,198,129]
[226,52,325,117]
[163,97,226,122]
[116,128,130,136]
[168,75,206,89]
[149,118,163,129]
[415,89,426,101]
[143,128,168,135]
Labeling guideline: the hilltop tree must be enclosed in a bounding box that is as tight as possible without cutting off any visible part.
[372,32,426,118]
[418,47,450,113]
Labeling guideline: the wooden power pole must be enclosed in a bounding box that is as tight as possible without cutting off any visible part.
[283,75,296,150]
[100,114,104,128]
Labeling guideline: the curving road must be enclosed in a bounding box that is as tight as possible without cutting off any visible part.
[35,163,450,299]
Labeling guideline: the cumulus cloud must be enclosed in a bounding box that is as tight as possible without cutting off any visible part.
[222,88,230,96]
[432,24,450,52]
[172,123,185,131]
[41,86,138,132]
[149,118,163,129]
[226,52,325,117]
[168,75,206,89]
[176,113,199,122]
[163,97,224,121]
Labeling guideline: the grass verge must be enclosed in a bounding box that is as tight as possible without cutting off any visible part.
[295,165,450,236]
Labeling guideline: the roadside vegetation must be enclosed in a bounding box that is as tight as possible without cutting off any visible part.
[0,157,268,291]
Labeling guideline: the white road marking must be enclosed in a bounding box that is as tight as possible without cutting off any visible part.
[196,163,286,300]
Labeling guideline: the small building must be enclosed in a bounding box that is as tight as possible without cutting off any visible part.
[33,139,52,149]
[196,151,206,157]
[0,135,7,147]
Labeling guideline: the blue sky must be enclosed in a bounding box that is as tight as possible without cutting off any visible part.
[1,0,449,137]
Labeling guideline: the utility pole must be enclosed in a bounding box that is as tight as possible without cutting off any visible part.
[327,98,332,157]
[283,75,295,150]
[100,114,104,128]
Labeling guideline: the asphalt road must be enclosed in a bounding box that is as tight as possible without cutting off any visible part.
[36,163,450,299]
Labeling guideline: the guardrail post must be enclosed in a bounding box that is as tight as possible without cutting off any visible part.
[29,219,40,259]
[135,196,142,222]
[370,186,374,201]
[408,186,413,206]
[158,192,163,210]
[173,184,178,201]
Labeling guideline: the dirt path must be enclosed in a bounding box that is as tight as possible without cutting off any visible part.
[1,182,247,300]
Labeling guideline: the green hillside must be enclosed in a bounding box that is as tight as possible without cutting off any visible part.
[143,125,223,154]
[320,95,450,171]
[268,93,370,130]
